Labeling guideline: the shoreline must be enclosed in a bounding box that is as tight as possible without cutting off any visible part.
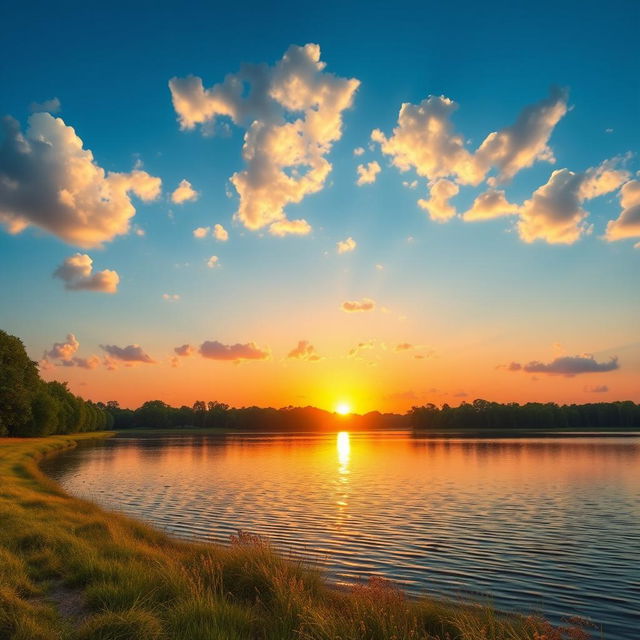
[0,433,597,639]
[111,426,640,438]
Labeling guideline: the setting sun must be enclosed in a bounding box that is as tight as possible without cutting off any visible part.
[335,403,351,416]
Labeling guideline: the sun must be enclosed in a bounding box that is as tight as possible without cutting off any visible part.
[335,402,351,416]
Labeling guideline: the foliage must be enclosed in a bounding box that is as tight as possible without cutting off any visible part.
[409,398,640,431]
[0,330,110,437]
[104,401,406,432]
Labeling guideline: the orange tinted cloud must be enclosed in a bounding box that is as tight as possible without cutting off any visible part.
[341,298,375,312]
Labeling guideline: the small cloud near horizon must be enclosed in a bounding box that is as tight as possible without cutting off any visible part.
[100,344,156,364]
[341,298,375,312]
[199,340,270,362]
[505,354,619,377]
[287,340,323,362]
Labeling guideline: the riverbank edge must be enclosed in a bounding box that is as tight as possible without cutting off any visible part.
[0,433,591,640]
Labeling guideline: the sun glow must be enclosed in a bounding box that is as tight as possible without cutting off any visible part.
[335,402,351,415]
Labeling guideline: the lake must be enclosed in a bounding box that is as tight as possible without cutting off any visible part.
[42,431,640,638]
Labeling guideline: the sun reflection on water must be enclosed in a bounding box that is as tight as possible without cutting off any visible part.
[337,431,350,469]
[335,431,351,515]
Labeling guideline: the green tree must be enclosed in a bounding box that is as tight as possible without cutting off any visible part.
[0,330,40,435]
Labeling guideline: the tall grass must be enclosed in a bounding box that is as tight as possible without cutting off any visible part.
[0,434,596,639]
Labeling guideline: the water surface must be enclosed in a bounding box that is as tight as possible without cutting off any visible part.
[43,432,640,638]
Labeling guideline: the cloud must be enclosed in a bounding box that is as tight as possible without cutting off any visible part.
[174,344,195,357]
[44,334,79,361]
[213,223,228,241]
[53,253,119,293]
[474,86,568,185]
[341,298,375,312]
[336,236,356,253]
[605,180,640,242]
[29,98,61,113]
[395,343,413,352]
[199,340,270,362]
[348,340,375,357]
[169,44,359,236]
[509,354,619,377]
[100,344,155,364]
[372,95,480,187]
[584,384,609,393]
[287,340,323,361]
[0,113,161,247]
[71,355,101,369]
[268,218,312,237]
[206,255,219,268]
[41,334,101,369]
[418,179,459,222]
[372,88,569,212]
[578,156,631,200]
[171,179,198,204]
[463,189,519,221]
[518,159,629,244]
[353,147,365,156]
[162,293,180,301]
[356,161,381,185]
[193,226,210,238]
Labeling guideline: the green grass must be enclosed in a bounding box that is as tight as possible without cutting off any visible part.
[0,434,596,639]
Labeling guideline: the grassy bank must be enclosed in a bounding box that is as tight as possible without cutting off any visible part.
[0,434,593,640]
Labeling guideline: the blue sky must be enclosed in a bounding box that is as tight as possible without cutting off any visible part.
[0,0,638,410]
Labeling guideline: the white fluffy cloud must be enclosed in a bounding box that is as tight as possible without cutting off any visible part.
[0,113,161,247]
[336,236,356,253]
[169,44,359,236]
[53,253,119,293]
[287,340,322,361]
[213,223,228,241]
[268,218,312,237]
[207,255,219,268]
[518,159,629,244]
[418,179,459,222]
[356,161,381,185]
[474,87,568,185]
[463,189,519,221]
[199,340,270,362]
[372,87,569,214]
[341,298,375,312]
[372,95,480,187]
[605,180,640,242]
[171,179,198,204]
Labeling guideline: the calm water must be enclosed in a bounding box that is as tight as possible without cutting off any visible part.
[43,432,640,638]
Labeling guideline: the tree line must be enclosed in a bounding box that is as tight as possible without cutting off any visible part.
[0,330,111,437]
[104,400,406,431]
[409,398,640,431]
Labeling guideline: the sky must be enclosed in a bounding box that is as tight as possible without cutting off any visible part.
[0,0,638,413]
